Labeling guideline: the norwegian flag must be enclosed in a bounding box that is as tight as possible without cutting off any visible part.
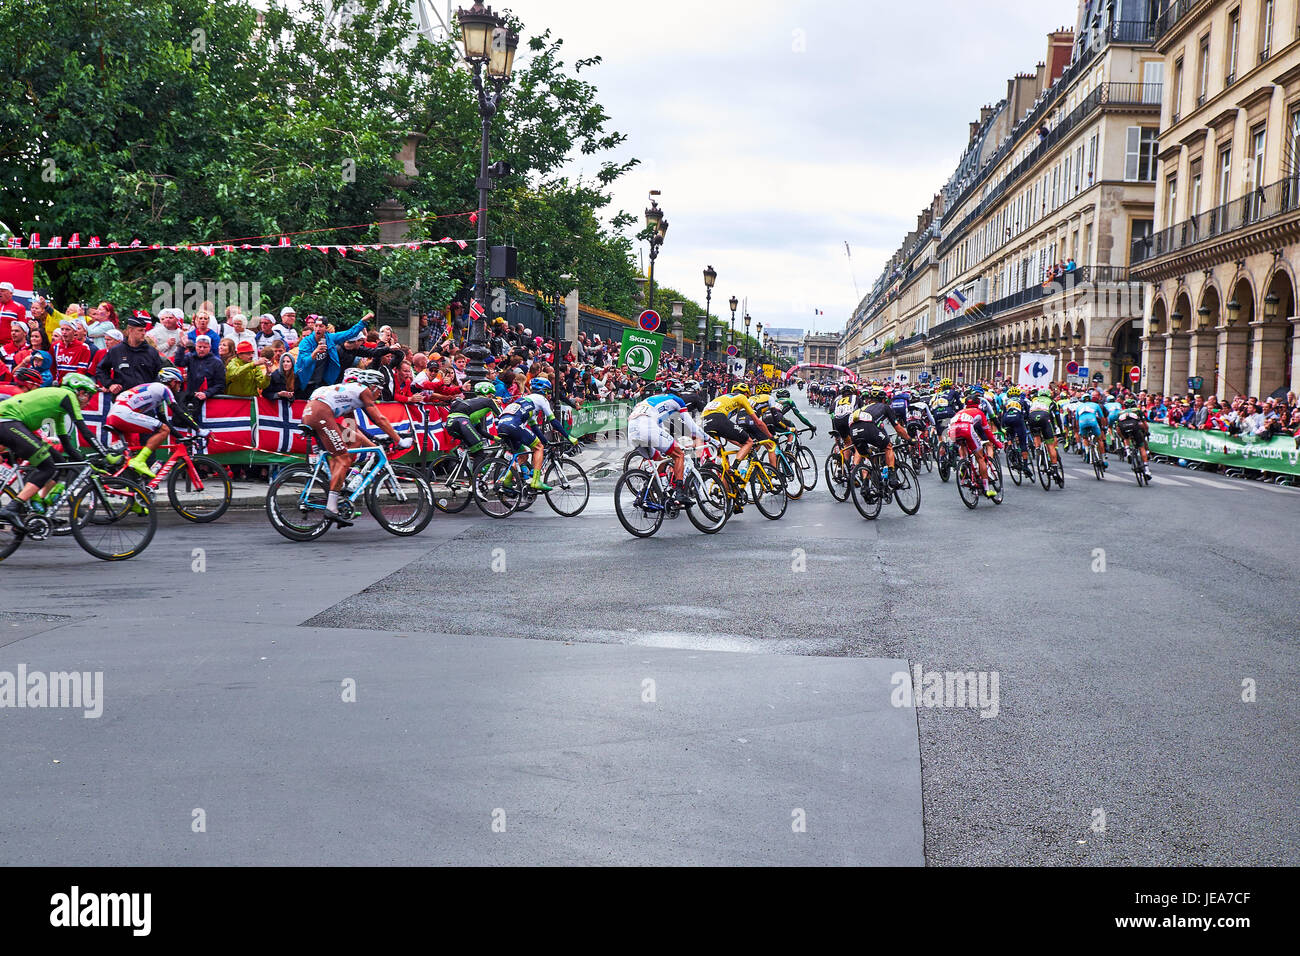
[356,402,417,444]
[255,397,308,455]
[75,393,112,447]
[196,397,257,455]
[468,299,486,321]
[409,405,456,453]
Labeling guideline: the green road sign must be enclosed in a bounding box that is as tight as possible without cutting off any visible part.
[620,328,663,380]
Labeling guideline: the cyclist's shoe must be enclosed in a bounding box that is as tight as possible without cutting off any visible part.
[500,470,514,488]
[1100,459,1109,469]
[528,475,552,492]
[324,509,353,527]
[0,499,29,529]
[887,469,903,489]
[673,487,692,506]
[985,486,998,498]
[1143,465,1152,478]
[128,450,157,477]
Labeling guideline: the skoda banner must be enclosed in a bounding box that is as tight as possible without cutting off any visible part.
[619,328,663,381]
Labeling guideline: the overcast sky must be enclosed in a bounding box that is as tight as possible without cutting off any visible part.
[515,0,1079,335]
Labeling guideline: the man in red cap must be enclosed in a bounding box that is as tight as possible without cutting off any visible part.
[224,339,271,396]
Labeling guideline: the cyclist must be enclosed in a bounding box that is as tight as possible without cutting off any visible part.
[1027,389,1063,470]
[904,390,935,459]
[928,378,960,459]
[1076,390,1108,469]
[105,367,203,478]
[494,376,577,493]
[1103,391,1124,452]
[627,387,710,504]
[829,383,860,455]
[1115,398,1152,479]
[848,384,910,487]
[950,388,1002,498]
[701,382,773,484]
[444,380,502,461]
[302,367,413,525]
[0,366,43,398]
[0,373,121,529]
[1000,386,1031,471]
[761,387,815,441]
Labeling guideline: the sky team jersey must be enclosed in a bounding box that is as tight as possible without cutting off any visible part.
[702,393,760,420]
[309,383,371,416]
[114,382,175,415]
[831,394,858,418]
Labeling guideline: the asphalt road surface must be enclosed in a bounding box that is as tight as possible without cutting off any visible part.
[1,391,1296,866]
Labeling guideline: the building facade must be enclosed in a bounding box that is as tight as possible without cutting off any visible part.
[801,332,842,379]
[842,8,1163,389]
[765,327,805,363]
[1131,0,1300,400]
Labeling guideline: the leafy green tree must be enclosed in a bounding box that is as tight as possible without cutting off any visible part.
[0,0,641,323]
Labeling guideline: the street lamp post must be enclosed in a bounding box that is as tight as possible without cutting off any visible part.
[744,312,752,372]
[645,196,668,311]
[456,2,519,384]
[702,264,716,356]
[697,317,707,362]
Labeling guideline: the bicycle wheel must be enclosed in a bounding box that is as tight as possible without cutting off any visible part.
[937,443,952,483]
[0,515,23,563]
[892,462,921,515]
[426,455,473,513]
[70,475,156,560]
[920,440,934,473]
[685,463,730,534]
[167,455,231,522]
[266,465,332,541]
[796,446,817,489]
[988,456,1004,504]
[544,457,590,517]
[614,468,664,538]
[779,452,803,500]
[1093,444,1105,480]
[750,465,788,520]
[473,455,520,518]
[623,446,654,473]
[1037,448,1052,490]
[366,463,435,536]
[849,463,881,520]
[825,451,850,502]
[1007,448,1023,486]
[957,459,979,509]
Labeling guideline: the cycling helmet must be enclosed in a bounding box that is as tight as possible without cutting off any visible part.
[775,388,791,400]
[838,383,856,396]
[14,367,42,387]
[473,380,496,396]
[343,368,385,389]
[60,372,98,394]
[530,377,552,393]
[662,378,681,393]
[1036,389,1051,399]
[939,377,954,389]
[867,385,887,402]
[1006,386,1022,397]
[1124,398,1138,408]
[966,384,985,397]
[158,367,184,385]
[731,383,750,396]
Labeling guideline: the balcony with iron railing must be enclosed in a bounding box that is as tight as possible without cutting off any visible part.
[1130,176,1300,266]
[938,83,1160,258]
[942,20,1155,223]
[1155,0,1212,42]
[927,266,1135,340]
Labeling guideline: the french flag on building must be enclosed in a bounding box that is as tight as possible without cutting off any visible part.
[944,288,968,314]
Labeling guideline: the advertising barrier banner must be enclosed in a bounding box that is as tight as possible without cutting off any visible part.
[1148,423,1300,476]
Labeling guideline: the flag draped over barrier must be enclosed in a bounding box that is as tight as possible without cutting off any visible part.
[76,394,457,463]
